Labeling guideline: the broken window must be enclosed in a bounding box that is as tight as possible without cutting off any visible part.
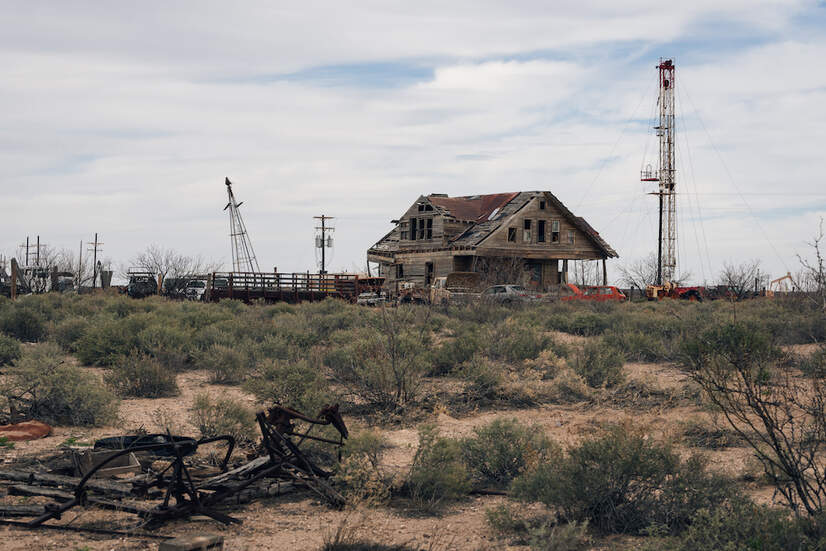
[551,220,560,242]
[567,230,575,245]
[410,218,417,240]
[418,204,424,212]
[538,220,546,242]
[539,200,546,210]
[396,264,404,278]
[424,204,434,212]
[508,228,516,242]
[426,218,433,239]
[523,219,532,243]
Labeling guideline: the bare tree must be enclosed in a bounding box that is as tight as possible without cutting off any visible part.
[472,256,528,287]
[127,244,222,292]
[718,259,763,300]
[571,260,601,286]
[798,218,826,309]
[618,252,659,291]
[686,324,826,516]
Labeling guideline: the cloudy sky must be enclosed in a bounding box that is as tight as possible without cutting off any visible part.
[3,1,825,283]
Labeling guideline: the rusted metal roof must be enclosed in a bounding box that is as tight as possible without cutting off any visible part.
[428,192,519,222]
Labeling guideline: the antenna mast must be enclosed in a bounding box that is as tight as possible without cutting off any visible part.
[224,177,261,273]
[641,58,676,284]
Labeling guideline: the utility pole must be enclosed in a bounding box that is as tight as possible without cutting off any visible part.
[78,240,83,289]
[20,236,30,267]
[314,215,335,274]
[87,233,103,289]
[641,58,677,285]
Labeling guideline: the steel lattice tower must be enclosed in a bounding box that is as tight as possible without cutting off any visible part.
[641,59,676,284]
[224,177,261,273]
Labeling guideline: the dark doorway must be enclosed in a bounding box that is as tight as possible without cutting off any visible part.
[425,262,434,286]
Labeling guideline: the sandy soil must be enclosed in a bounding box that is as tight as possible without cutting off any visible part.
[0,354,775,551]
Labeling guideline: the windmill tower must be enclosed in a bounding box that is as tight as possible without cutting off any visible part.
[224,177,261,273]
[641,59,677,284]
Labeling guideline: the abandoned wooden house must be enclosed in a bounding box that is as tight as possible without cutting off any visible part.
[367,191,618,290]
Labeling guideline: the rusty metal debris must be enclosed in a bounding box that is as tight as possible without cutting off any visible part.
[0,404,348,537]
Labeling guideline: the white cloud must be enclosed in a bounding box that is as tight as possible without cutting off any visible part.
[1,1,824,282]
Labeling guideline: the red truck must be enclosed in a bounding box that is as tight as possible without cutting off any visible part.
[559,284,627,302]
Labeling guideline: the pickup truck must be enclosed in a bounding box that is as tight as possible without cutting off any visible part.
[430,272,482,305]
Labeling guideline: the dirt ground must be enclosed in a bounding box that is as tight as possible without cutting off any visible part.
[0,347,782,551]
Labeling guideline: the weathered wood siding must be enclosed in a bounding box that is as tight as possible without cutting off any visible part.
[476,193,603,260]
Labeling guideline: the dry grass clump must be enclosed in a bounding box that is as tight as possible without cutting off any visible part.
[105,352,179,398]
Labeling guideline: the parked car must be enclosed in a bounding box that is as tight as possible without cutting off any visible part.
[356,291,386,306]
[481,284,542,304]
[430,272,482,305]
[126,272,158,299]
[184,279,208,301]
[560,284,627,302]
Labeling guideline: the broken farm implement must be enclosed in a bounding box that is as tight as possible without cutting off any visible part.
[0,404,348,537]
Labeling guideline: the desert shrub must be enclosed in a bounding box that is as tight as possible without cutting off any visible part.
[3,343,118,426]
[0,333,21,366]
[334,430,392,505]
[271,312,325,349]
[52,316,89,353]
[105,353,179,398]
[461,417,558,489]
[199,344,253,385]
[547,368,593,404]
[189,392,256,444]
[798,347,826,378]
[191,321,239,351]
[454,356,505,401]
[672,498,824,551]
[431,326,482,375]
[254,334,299,362]
[75,314,151,365]
[602,327,669,362]
[486,505,591,551]
[486,321,549,363]
[447,302,511,325]
[546,310,610,337]
[0,304,47,341]
[135,324,193,371]
[679,419,742,449]
[529,521,592,551]
[405,425,470,512]
[325,309,431,412]
[570,339,625,388]
[245,358,331,414]
[513,426,736,535]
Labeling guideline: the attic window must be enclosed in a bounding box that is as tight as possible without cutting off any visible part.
[552,220,560,243]
[523,219,532,243]
[426,218,433,239]
[539,200,546,210]
[508,228,516,242]
[425,204,433,211]
[410,218,417,240]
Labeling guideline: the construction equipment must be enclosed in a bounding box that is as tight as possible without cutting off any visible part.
[767,272,796,296]
[645,281,704,301]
